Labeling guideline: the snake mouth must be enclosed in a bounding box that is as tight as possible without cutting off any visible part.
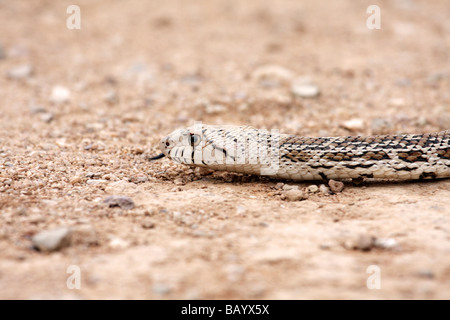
[148,153,166,161]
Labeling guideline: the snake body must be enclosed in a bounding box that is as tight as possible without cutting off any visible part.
[153,124,450,181]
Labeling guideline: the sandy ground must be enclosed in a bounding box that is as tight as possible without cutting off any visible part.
[0,0,449,299]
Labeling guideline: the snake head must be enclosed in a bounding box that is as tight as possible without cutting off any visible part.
[153,126,206,164]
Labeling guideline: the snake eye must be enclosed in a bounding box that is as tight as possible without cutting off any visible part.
[190,134,201,147]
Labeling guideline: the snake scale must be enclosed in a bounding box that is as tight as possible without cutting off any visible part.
[150,124,450,181]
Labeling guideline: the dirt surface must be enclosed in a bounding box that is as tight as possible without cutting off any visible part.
[0,0,449,299]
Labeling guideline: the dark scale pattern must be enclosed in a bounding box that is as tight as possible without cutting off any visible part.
[164,125,450,181]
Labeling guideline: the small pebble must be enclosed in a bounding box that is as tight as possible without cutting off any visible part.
[32,227,72,252]
[104,195,135,210]
[357,234,375,251]
[306,185,319,193]
[50,85,71,103]
[328,179,344,193]
[236,206,246,215]
[284,189,306,201]
[344,234,375,251]
[417,270,434,279]
[152,283,171,295]
[142,219,155,229]
[70,176,82,185]
[282,184,298,191]
[343,118,364,131]
[72,224,98,246]
[173,178,185,186]
[291,83,320,98]
[108,237,129,249]
[374,238,399,250]
[274,182,285,190]
[136,176,148,183]
[28,214,46,224]
[7,64,33,79]
[319,184,331,195]
[252,65,294,85]
[205,103,227,114]
[86,179,108,185]
[104,89,118,104]
[371,118,392,135]
[39,112,54,123]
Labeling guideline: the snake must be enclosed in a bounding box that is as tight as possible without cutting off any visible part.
[150,124,450,181]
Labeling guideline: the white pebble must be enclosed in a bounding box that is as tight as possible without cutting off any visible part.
[7,64,33,79]
[319,184,331,195]
[284,189,306,201]
[343,118,364,131]
[50,85,71,103]
[291,83,320,98]
[306,185,319,193]
[32,227,72,252]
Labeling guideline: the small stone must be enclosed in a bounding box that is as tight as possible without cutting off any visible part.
[133,147,144,155]
[205,103,227,114]
[104,89,118,104]
[236,206,246,215]
[136,176,148,183]
[70,176,82,185]
[284,189,306,201]
[104,195,135,210]
[282,184,299,191]
[274,182,285,190]
[29,104,47,114]
[319,244,331,250]
[319,184,331,195]
[417,270,434,279]
[15,207,27,216]
[7,64,33,79]
[28,214,46,224]
[374,238,399,250]
[141,219,155,229]
[108,237,129,249]
[32,227,72,252]
[371,118,392,135]
[357,235,375,251]
[328,179,344,193]
[343,234,375,251]
[72,224,98,246]
[86,179,108,185]
[252,65,294,85]
[85,172,96,178]
[342,118,364,131]
[39,112,54,123]
[50,85,71,103]
[173,178,185,186]
[291,83,320,98]
[152,283,171,295]
[306,185,319,193]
